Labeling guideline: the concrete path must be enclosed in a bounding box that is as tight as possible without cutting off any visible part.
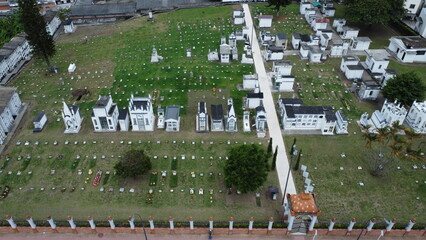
[242,4,297,202]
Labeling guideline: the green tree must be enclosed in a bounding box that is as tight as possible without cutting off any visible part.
[267,137,273,158]
[18,0,55,69]
[345,0,405,26]
[382,72,426,107]
[0,13,23,46]
[114,149,152,178]
[293,149,302,171]
[224,144,269,193]
[271,146,278,170]
[57,8,71,22]
[268,0,292,12]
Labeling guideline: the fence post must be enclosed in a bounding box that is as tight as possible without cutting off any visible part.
[169,216,174,233]
[46,216,58,233]
[386,218,396,232]
[67,216,77,233]
[228,217,234,235]
[248,217,254,234]
[149,216,155,234]
[327,218,336,234]
[108,216,116,233]
[209,216,214,231]
[365,218,376,235]
[346,218,356,235]
[25,216,38,233]
[5,215,18,232]
[404,218,416,236]
[189,216,194,231]
[287,215,295,234]
[308,215,317,233]
[267,217,273,234]
[87,216,96,233]
[128,216,136,233]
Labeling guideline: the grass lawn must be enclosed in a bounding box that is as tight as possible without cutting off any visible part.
[0,5,283,222]
[279,46,425,223]
[250,3,312,36]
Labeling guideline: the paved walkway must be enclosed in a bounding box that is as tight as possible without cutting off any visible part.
[242,4,297,202]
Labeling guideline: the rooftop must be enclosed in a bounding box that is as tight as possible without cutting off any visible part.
[211,104,223,120]
[285,105,326,118]
[288,193,321,216]
[0,87,16,113]
[279,98,304,106]
[71,2,136,17]
[394,36,426,49]
[165,106,180,121]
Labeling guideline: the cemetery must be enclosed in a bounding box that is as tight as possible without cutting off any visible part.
[0,2,424,229]
[0,5,283,222]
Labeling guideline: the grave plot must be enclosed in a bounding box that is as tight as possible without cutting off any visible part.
[1,6,280,220]
[279,56,375,121]
[251,3,312,36]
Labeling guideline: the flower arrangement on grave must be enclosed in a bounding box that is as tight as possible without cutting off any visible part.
[92,170,102,186]
[0,186,10,200]
[88,169,93,175]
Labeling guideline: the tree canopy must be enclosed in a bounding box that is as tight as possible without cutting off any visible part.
[0,13,23,47]
[224,144,269,193]
[382,72,426,106]
[114,149,152,178]
[344,0,405,25]
[268,0,292,12]
[18,0,55,69]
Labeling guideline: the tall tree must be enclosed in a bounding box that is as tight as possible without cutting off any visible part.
[382,72,426,107]
[345,0,405,25]
[293,149,302,171]
[114,149,152,178]
[224,144,269,193]
[18,0,55,69]
[271,146,278,170]
[268,0,292,13]
[267,137,273,158]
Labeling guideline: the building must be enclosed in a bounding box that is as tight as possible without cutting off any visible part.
[0,87,22,144]
[308,45,322,63]
[33,112,47,132]
[380,99,407,126]
[157,108,164,129]
[340,26,359,39]
[255,106,267,138]
[259,31,276,46]
[91,95,119,132]
[404,0,424,16]
[364,50,389,74]
[196,102,208,132]
[333,18,346,33]
[128,94,155,131]
[388,36,426,63]
[358,74,381,101]
[219,36,231,64]
[165,106,180,132]
[0,33,31,83]
[62,102,82,134]
[291,33,312,50]
[264,46,284,61]
[405,100,426,133]
[276,33,288,49]
[225,98,237,132]
[246,87,263,109]
[279,99,337,135]
[258,15,273,28]
[335,110,348,134]
[118,108,129,131]
[210,104,224,132]
[64,18,76,33]
[43,11,61,36]
[243,111,250,132]
[243,73,258,90]
[233,9,245,25]
[311,18,329,31]
[350,37,372,51]
[415,6,426,37]
[272,61,295,91]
